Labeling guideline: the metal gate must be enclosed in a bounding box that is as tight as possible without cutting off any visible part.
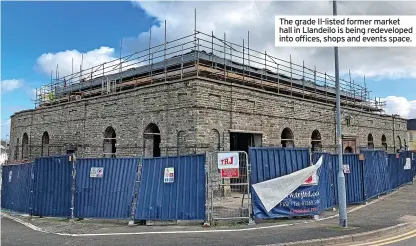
[206,151,252,223]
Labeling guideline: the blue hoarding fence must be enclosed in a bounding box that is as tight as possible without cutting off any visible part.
[74,158,141,219]
[250,148,414,219]
[2,153,206,222]
[1,162,33,214]
[134,154,206,221]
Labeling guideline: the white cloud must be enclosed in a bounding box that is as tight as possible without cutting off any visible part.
[128,0,416,81]
[1,79,23,93]
[384,96,416,119]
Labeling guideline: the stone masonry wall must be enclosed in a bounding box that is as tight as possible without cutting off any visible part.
[9,77,408,162]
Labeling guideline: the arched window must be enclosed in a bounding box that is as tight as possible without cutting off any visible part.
[144,123,161,157]
[311,130,322,152]
[344,146,353,153]
[397,136,402,152]
[41,131,50,156]
[281,128,294,148]
[367,134,374,149]
[177,130,186,155]
[381,135,387,151]
[103,126,116,158]
[22,133,29,159]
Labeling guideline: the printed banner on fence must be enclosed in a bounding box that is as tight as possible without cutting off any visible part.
[217,152,239,169]
[164,167,174,183]
[404,158,411,170]
[252,156,323,212]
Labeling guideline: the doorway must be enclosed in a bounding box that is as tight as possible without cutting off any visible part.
[229,132,262,192]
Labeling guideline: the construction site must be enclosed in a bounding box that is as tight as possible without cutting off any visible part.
[8,22,408,162]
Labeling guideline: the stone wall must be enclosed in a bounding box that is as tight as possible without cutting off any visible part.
[9,77,408,162]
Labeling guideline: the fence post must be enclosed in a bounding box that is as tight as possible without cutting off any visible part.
[246,151,256,226]
[203,151,210,227]
[70,153,76,222]
[128,157,143,226]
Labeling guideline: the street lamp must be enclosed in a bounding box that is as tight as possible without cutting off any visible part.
[333,0,348,228]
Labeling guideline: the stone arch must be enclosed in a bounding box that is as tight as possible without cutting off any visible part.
[344,146,353,153]
[311,129,322,152]
[144,123,161,157]
[397,136,402,152]
[381,135,387,151]
[367,134,374,149]
[281,127,294,148]
[41,131,50,156]
[209,129,221,151]
[103,126,116,158]
[22,133,29,159]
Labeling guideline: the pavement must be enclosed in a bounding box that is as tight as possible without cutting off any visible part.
[1,182,416,246]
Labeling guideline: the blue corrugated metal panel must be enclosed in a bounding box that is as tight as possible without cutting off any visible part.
[311,152,335,211]
[342,154,365,204]
[399,151,415,184]
[1,163,33,214]
[362,150,390,200]
[250,148,316,218]
[387,154,400,190]
[250,148,310,185]
[134,154,206,221]
[74,158,140,219]
[32,155,73,217]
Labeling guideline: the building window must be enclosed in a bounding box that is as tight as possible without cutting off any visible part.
[311,130,322,152]
[345,116,352,127]
[41,131,50,156]
[22,133,29,159]
[367,134,374,149]
[103,126,116,158]
[281,127,294,148]
[397,136,402,152]
[381,135,387,151]
[143,123,161,157]
[177,130,186,155]
[344,146,353,153]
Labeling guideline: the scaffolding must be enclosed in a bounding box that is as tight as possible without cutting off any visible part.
[34,29,385,112]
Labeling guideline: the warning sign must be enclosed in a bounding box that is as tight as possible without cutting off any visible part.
[343,164,350,174]
[90,167,104,178]
[221,168,239,178]
[404,158,411,170]
[217,152,239,169]
[164,167,174,183]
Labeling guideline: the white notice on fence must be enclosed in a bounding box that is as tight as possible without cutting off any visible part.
[8,171,12,182]
[404,158,411,170]
[90,167,104,178]
[217,152,239,169]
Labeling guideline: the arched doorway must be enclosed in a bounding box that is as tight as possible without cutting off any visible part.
[281,128,294,148]
[344,146,353,153]
[103,126,116,158]
[397,136,402,152]
[144,123,161,157]
[381,135,387,151]
[367,134,374,149]
[22,133,29,159]
[41,131,50,156]
[311,130,322,152]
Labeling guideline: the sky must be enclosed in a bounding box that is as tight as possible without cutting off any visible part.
[1,1,416,139]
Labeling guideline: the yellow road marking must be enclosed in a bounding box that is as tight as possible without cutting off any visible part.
[351,228,416,246]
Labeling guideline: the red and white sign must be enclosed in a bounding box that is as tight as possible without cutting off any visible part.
[303,171,318,186]
[221,168,239,178]
[217,152,239,169]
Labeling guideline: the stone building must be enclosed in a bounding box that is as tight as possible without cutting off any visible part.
[8,32,408,162]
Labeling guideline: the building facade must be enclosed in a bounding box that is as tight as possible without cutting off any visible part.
[7,32,408,161]
[408,119,416,151]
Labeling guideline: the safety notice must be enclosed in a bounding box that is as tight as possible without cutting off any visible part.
[164,167,174,183]
[90,167,104,178]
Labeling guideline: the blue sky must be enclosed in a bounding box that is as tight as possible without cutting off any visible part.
[2,1,416,139]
